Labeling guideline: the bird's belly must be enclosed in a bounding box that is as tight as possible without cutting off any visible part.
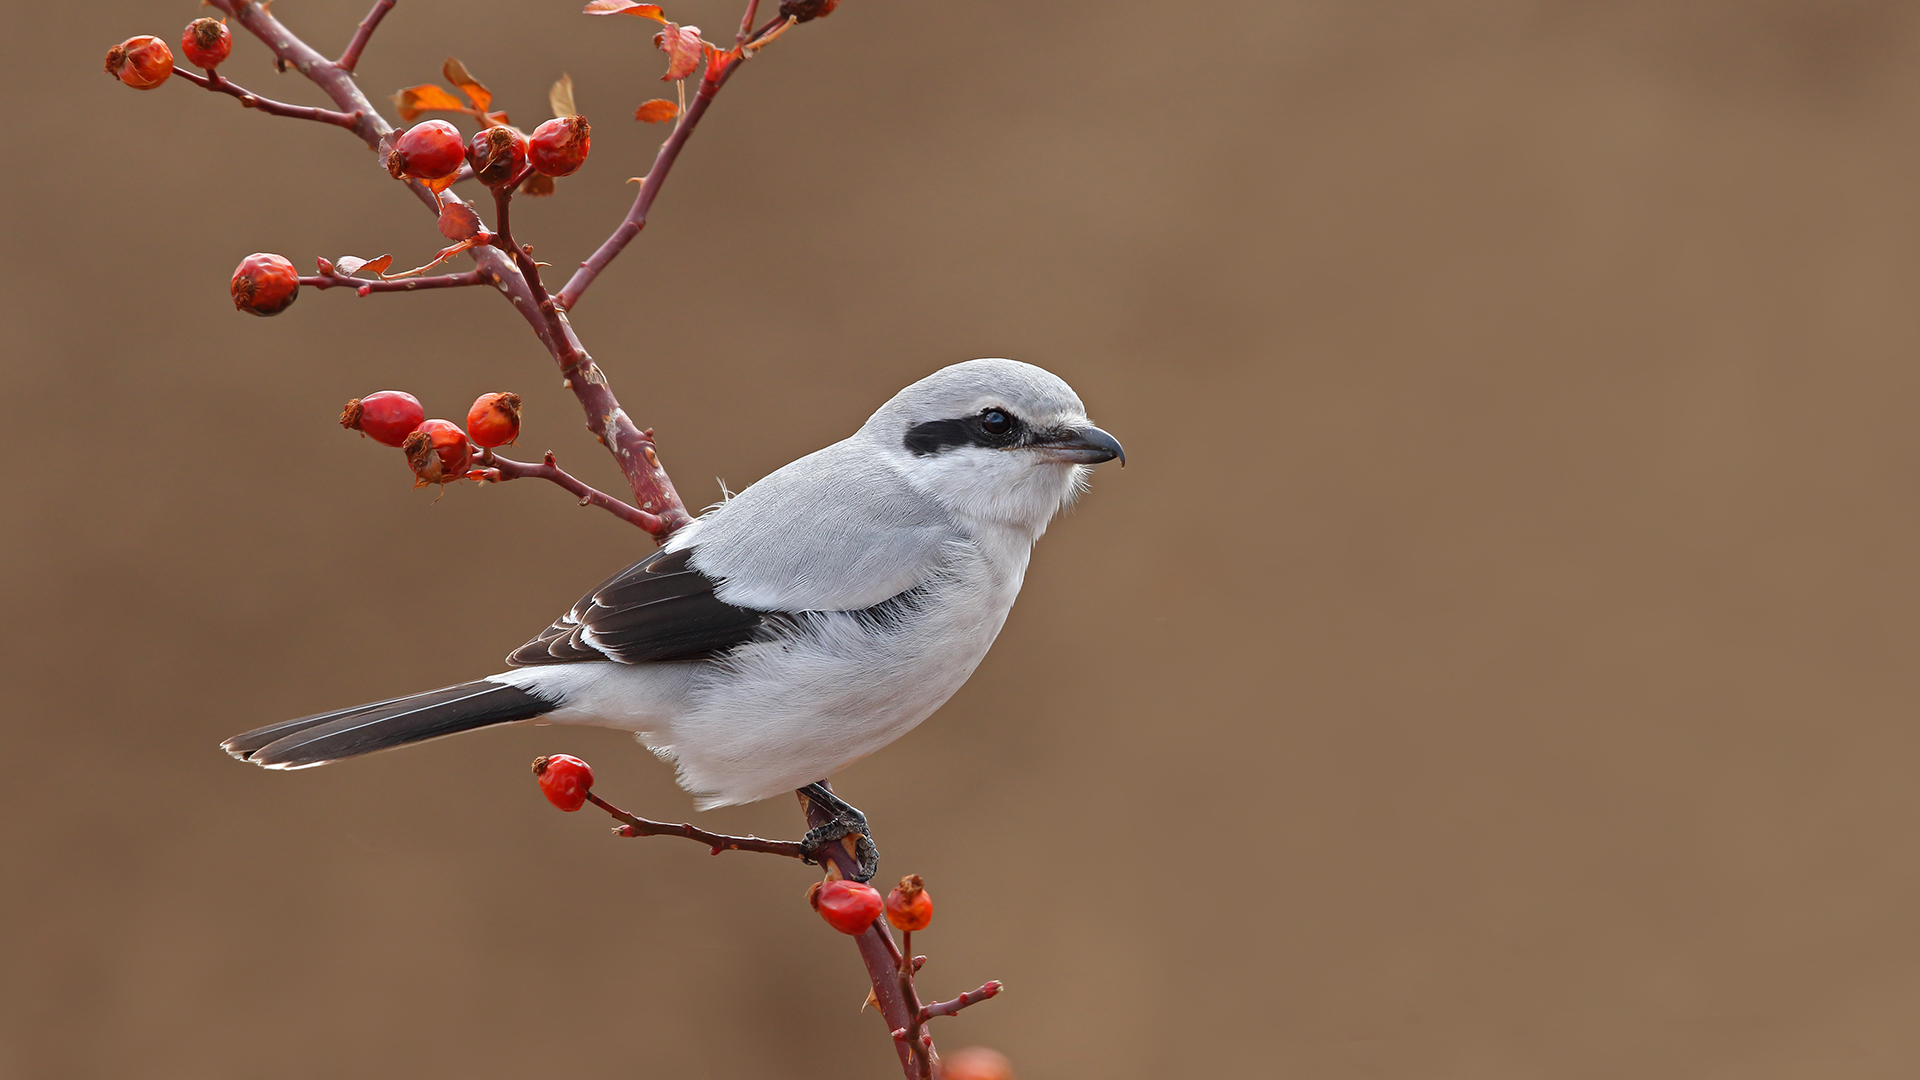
[665,585,1014,807]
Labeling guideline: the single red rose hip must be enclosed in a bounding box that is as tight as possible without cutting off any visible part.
[106,36,174,90]
[340,390,425,448]
[402,419,472,486]
[230,253,299,316]
[387,120,466,181]
[885,874,933,932]
[529,117,591,177]
[467,126,530,188]
[180,18,231,69]
[532,754,594,811]
[811,879,883,935]
[465,392,522,448]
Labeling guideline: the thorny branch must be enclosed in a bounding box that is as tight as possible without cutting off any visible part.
[149,3,1002,1076]
[474,448,665,533]
[585,791,805,858]
[299,267,490,294]
[175,66,362,128]
[203,0,694,540]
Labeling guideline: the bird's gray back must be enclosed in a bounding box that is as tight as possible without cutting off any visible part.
[686,434,958,612]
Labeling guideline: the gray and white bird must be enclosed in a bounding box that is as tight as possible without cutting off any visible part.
[222,358,1123,878]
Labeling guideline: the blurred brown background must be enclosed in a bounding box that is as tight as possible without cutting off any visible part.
[6,0,1920,1076]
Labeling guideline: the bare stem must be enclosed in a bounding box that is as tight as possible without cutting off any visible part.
[300,268,490,293]
[174,67,361,128]
[475,449,665,533]
[586,793,804,858]
[918,982,1003,1023]
[337,0,396,72]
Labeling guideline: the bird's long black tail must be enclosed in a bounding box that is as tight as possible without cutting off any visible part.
[222,680,556,770]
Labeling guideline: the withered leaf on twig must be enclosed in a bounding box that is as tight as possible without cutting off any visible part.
[335,254,394,278]
[654,23,703,80]
[549,73,577,119]
[582,0,666,20]
[438,202,482,241]
[441,57,492,113]
[634,98,678,123]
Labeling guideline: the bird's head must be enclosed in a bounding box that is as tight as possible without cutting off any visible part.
[864,358,1124,536]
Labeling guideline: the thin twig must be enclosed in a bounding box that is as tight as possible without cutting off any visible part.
[553,12,790,312]
[174,67,362,128]
[586,793,804,858]
[337,0,396,72]
[918,982,1003,1023]
[300,268,490,293]
[475,449,666,533]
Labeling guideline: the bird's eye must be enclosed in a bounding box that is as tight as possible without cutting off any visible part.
[980,409,1012,436]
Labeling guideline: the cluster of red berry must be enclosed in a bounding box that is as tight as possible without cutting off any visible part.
[104,18,234,89]
[339,389,522,486]
[386,117,590,183]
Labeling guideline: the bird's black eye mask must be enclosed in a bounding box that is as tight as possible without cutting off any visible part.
[904,408,1032,456]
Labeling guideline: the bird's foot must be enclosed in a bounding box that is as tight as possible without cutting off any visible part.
[797,782,880,883]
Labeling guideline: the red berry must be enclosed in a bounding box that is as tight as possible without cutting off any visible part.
[387,120,466,181]
[810,879,883,935]
[532,754,594,812]
[180,18,231,69]
[106,36,174,90]
[230,253,299,316]
[465,392,522,448]
[402,419,472,486]
[340,390,425,448]
[467,126,530,188]
[884,874,933,932]
[941,1048,1014,1080]
[529,117,591,178]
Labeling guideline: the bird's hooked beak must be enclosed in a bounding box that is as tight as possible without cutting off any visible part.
[1032,424,1125,466]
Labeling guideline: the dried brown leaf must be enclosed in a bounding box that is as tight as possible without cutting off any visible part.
[336,254,393,277]
[392,84,466,121]
[653,22,703,81]
[438,202,482,241]
[634,98,678,123]
[442,57,492,113]
[549,73,577,120]
[582,0,666,20]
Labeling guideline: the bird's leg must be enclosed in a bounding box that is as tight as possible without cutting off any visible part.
[797,781,880,883]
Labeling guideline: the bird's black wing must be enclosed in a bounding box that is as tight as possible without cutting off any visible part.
[507,546,767,666]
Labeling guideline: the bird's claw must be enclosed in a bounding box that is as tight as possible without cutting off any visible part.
[797,783,880,882]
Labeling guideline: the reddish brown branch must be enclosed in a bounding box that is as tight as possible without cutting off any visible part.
[919,982,1003,1023]
[336,0,396,72]
[300,268,490,293]
[174,66,362,128]
[586,793,804,858]
[475,449,665,533]
[205,0,693,540]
